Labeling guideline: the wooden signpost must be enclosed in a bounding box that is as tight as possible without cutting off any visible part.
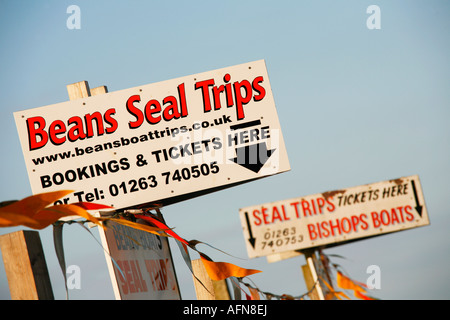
[0,230,53,300]
[8,60,290,300]
[239,175,430,299]
[13,60,290,211]
[239,175,429,258]
[64,80,183,300]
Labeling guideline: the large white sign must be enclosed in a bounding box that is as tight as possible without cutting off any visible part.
[14,60,290,209]
[239,175,429,259]
[98,219,181,300]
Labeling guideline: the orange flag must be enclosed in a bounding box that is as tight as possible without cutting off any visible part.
[199,254,261,281]
[354,290,377,300]
[320,275,350,300]
[0,191,111,229]
[336,271,377,300]
[100,217,171,237]
[337,271,367,292]
[248,287,261,300]
[134,214,189,245]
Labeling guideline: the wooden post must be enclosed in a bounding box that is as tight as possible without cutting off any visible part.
[212,278,231,300]
[301,249,325,300]
[67,81,107,100]
[0,80,99,300]
[0,81,109,301]
[192,259,216,300]
[90,85,108,96]
[191,259,232,300]
[0,230,54,300]
[318,249,336,300]
[66,80,91,100]
[63,81,106,223]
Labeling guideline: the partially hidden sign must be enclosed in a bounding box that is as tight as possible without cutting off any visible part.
[239,175,429,259]
[14,60,290,209]
[98,218,181,300]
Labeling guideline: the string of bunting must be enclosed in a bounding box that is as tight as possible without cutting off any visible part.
[0,190,378,300]
[0,190,262,298]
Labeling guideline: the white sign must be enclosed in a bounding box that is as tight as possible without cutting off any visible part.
[239,175,429,259]
[14,60,290,210]
[98,219,181,300]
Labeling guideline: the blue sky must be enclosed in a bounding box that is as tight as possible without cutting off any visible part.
[1,0,449,300]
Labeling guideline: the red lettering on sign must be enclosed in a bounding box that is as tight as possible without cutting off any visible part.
[307,213,369,240]
[233,79,253,120]
[271,206,282,223]
[290,201,301,218]
[195,79,215,113]
[252,209,262,226]
[195,74,266,120]
[252,76,266,102]
[251,205,290,226]
[126,95,143,128]
[26,116,47,150]
[116,260,148,295]
[48,120,66,146]
[404,205,415,221]
[127,83,188,129]
[371,205,415,228]
[145,99,162,124]
[26,108,118,151]
[67,116,86,141]
[262,206,270,224]
[299,197,335,217]
[144,259,177,292]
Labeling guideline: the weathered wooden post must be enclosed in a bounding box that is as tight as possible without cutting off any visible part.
[0,230,54,300]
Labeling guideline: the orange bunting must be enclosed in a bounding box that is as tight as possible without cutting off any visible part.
[320,276,350,300]
[134,214,189,245]
[248,287,261,300]
[354,290,378,300]
[0,211,43,229]
[72,202,113,211]
[337,271,367,292]
[48,204,104,227]
[199,254,261,281]
[336,271,375,300]
[0,191,112,229]
[1,192,266,294]
[101,217,171,237]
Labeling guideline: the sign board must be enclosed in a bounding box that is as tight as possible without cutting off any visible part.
[98,218,181,300]
[14,60,290,209]
[239,175,429,259]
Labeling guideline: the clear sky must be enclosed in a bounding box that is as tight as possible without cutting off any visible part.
[1,0,449,300]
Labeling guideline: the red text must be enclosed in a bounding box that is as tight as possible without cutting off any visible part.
[195,74,266,120]
[26,108,118,151]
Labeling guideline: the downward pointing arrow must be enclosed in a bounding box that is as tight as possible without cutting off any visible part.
[230,142,275,173]
[411,180,423,218]
[244,211,256,249]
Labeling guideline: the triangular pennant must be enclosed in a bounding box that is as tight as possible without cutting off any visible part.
[199,254,261,281]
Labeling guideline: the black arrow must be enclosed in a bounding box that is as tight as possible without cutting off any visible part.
[230,142,275,173]
[244,211,256,249]
[411,180,423,218]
